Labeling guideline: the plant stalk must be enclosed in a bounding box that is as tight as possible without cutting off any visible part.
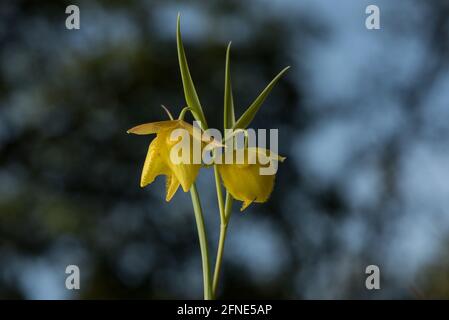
[190,184,213,300]
[213,165,226,222]
[212,192,233,296]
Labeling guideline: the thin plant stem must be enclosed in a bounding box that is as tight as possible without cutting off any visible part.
[187,106,225,299]
[212,192,233,296]
[213,223,228,296]
[190,183,213,300]
[214,165,226,222]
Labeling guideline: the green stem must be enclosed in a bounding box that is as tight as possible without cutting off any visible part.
[213,223,228,296]
[178,106,191,120]
[186,106,225,299]
[212,192,233,296]
[213,165,225,222]
[190,184,213,300]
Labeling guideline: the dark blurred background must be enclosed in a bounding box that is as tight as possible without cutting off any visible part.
[1,0,449,299]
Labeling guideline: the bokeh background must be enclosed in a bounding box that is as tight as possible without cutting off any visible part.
[1,0,449,299]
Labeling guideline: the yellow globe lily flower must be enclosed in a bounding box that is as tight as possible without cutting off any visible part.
[127,119,211,201]
[217,148,285,211]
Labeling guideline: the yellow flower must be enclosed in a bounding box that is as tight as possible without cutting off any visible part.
[218,148,285,211]
[127,119,208,201]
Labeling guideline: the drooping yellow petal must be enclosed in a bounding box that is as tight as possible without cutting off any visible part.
[129,118,208,199]
[127,120,180,135]
[241,200,254,211]
[140,135,169,187]
[161,128,201,192]
[170,162,201,192]
[165,174,181,201]
[218,148,282,211]
[219,163,275,206]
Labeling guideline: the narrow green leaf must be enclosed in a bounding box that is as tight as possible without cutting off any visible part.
[233,66,290,130]
[224,42,235,130]
[176,14,207,128]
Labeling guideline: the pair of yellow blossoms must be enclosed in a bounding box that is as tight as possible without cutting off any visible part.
[128,119,284,211]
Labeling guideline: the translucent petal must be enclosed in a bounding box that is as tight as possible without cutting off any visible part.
[127,120,180,135]
[241,200,253,211]
[133,119,204,195]
[218,149,279,211]
[140,135,168,187]
[165,174,180,201]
